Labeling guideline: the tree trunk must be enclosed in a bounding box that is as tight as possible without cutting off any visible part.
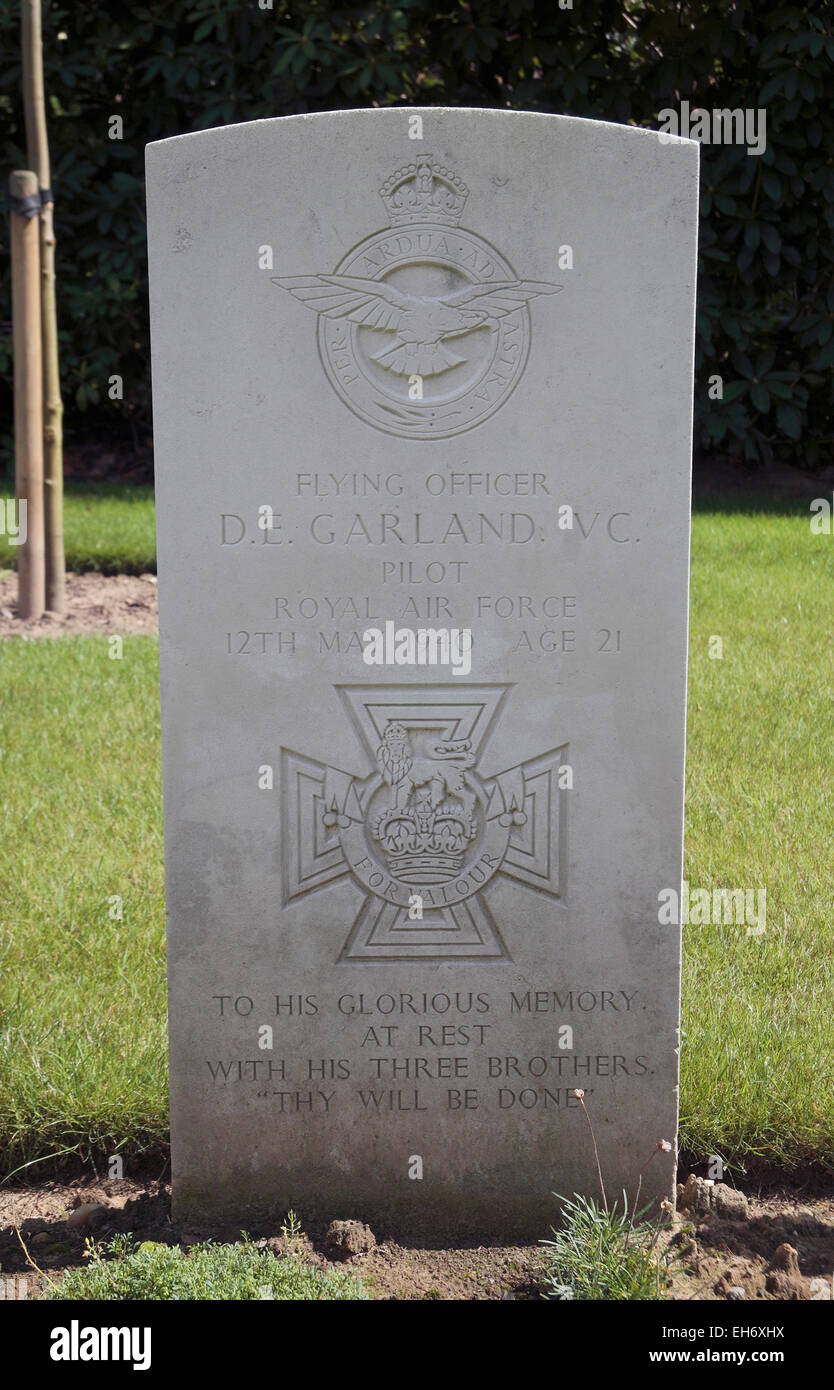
[22,0,65,613]
[10,170,45,621]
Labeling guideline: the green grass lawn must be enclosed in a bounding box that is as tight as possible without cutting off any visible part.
[0,483,156,575]
[0,505,832,1179]
[681,507,834,1169]
[0,636,166,1175]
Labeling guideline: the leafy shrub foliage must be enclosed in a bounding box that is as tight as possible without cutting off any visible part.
[1,1,831,470]
[44,1233,368,1300]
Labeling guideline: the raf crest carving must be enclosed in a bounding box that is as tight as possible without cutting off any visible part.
[273,156,560,439]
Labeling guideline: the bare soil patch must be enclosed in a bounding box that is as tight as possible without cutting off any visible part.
[0,1177,544,1301]
[668,1176,834,1301]
[0,572,158,638]
[1,1173,831,1301]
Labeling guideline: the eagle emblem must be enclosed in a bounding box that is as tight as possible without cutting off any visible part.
[273,273,560,379]
[272,155,561,439]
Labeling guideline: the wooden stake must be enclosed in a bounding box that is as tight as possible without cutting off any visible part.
[10,170,45,621]
[22,0,65,613]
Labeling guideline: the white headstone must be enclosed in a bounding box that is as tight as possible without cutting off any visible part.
[146,108,698,1237]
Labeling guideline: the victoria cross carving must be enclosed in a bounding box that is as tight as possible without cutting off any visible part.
[273,156,560,438]
[281,685,569,961]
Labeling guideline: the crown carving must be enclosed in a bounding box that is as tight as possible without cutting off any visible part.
[379,156,469,227]
[372,798,477,883]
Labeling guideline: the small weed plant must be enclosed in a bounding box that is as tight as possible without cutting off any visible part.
[540,1090,677,1300]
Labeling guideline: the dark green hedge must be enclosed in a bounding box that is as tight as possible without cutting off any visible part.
[1,0,832,472]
